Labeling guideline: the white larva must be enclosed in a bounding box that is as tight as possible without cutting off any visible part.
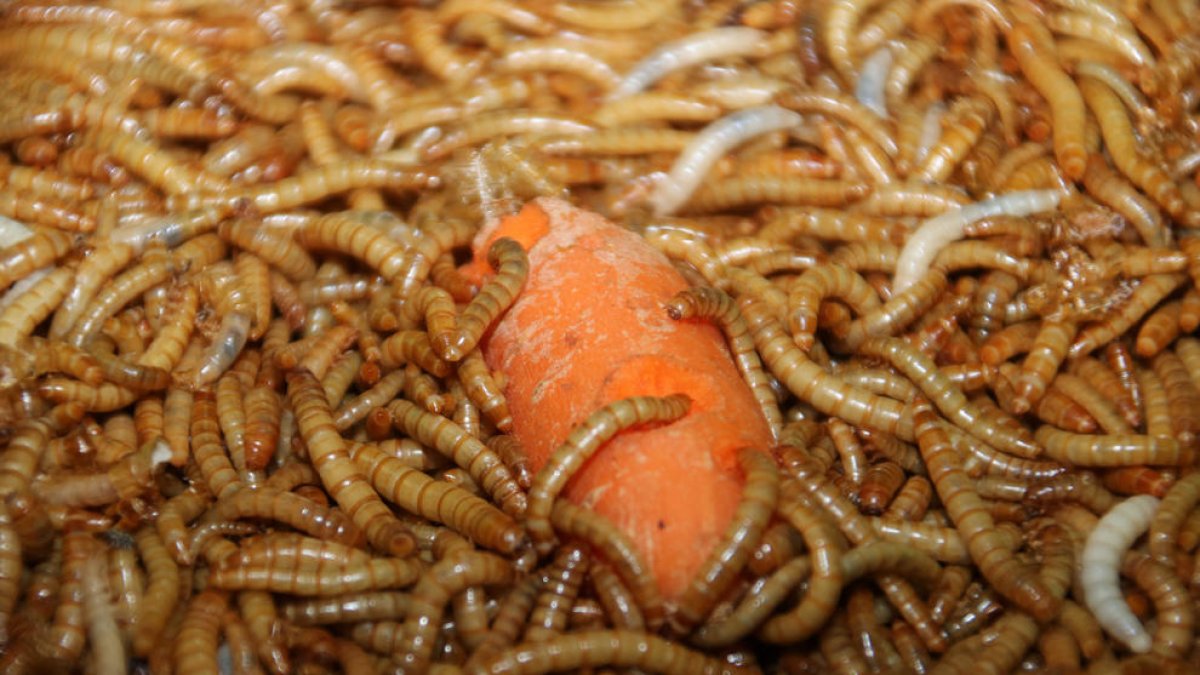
[894,189,1063,292]
[608,27,767,101]
[649,105,804,216]
[855,45,894,118]
[1081,495,1161,654]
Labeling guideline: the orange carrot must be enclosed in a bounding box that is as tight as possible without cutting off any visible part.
[462,198,773,601]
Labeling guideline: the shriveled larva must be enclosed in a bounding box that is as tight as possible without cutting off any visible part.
[859,461,906,516]
[913,398,1058,621]
[388,398,526,517]
[1081,495,1161,654]
[526,394,690,553]
[1069,354,1140,430]
[444,237,527,361]
[288,370,414,557]
[671,449,778,635]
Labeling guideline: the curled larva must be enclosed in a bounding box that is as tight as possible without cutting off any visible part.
[1081,495,1161,654]
[894,189,1063,293]
[649,106,803,216]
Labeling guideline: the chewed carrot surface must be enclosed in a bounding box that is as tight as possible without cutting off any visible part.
[464,198,773,600]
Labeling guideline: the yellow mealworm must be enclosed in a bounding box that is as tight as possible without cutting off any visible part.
[349,440,522,554]
[672,449,778,635]
[288,370,414,557]
[524,544,590,642]
[388,398,526,517]
[395,551,513,673]
[444,237,527,361]
[209,534,421,595]
[526,394,690,553]
[913,398,1058,621]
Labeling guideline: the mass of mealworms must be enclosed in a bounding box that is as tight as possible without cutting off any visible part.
[2,0,1200,673]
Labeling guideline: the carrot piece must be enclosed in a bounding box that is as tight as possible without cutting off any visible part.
[463,198,774,601]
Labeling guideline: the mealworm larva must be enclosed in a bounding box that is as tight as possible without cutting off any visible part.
[218,217,317,282]
[608,26,765,100]
[0,501,18,647]
[288,370,415,557]
[334,369,405,431]
[542,497,666,631]
[283,591,410,626]
[457,349,513,433]
[524,544,590,642]
[1035,424,1194,466]
[1151,351,1200,450]
[1081,495,1161,653]
[915,97,995,184]
[388,398,526,516]
[526,394,690,553]
[786,263,880,351]
[80,548,124,675]
[649,106,801,216]
[395,551,513,673]
[913,398,1058,621]
[1010,318,1077,414]
[744,298,911,440]
[1005,21,1086,179]
[666,287,782,439]
[207,486,362,546]
[349,440,522,554]
[471,629,739,675]
[747,484,844,646]
[1068,356,1138,431]
[209,534,421,595]
[1121,551,1194,658]
[758,207,907,245]
[1080,77,1186,221]
[131,525,178,658]
[1070,274,1187,358]
[671,449,778,635]
[1148,473,1200,568]
[174,590,227,674]
[191,389,243,501]
[433,235,522,362]
[0,265,73,347]
[0,227,75,296]
[1083,154,1167,247]
[894,189,1062,293]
